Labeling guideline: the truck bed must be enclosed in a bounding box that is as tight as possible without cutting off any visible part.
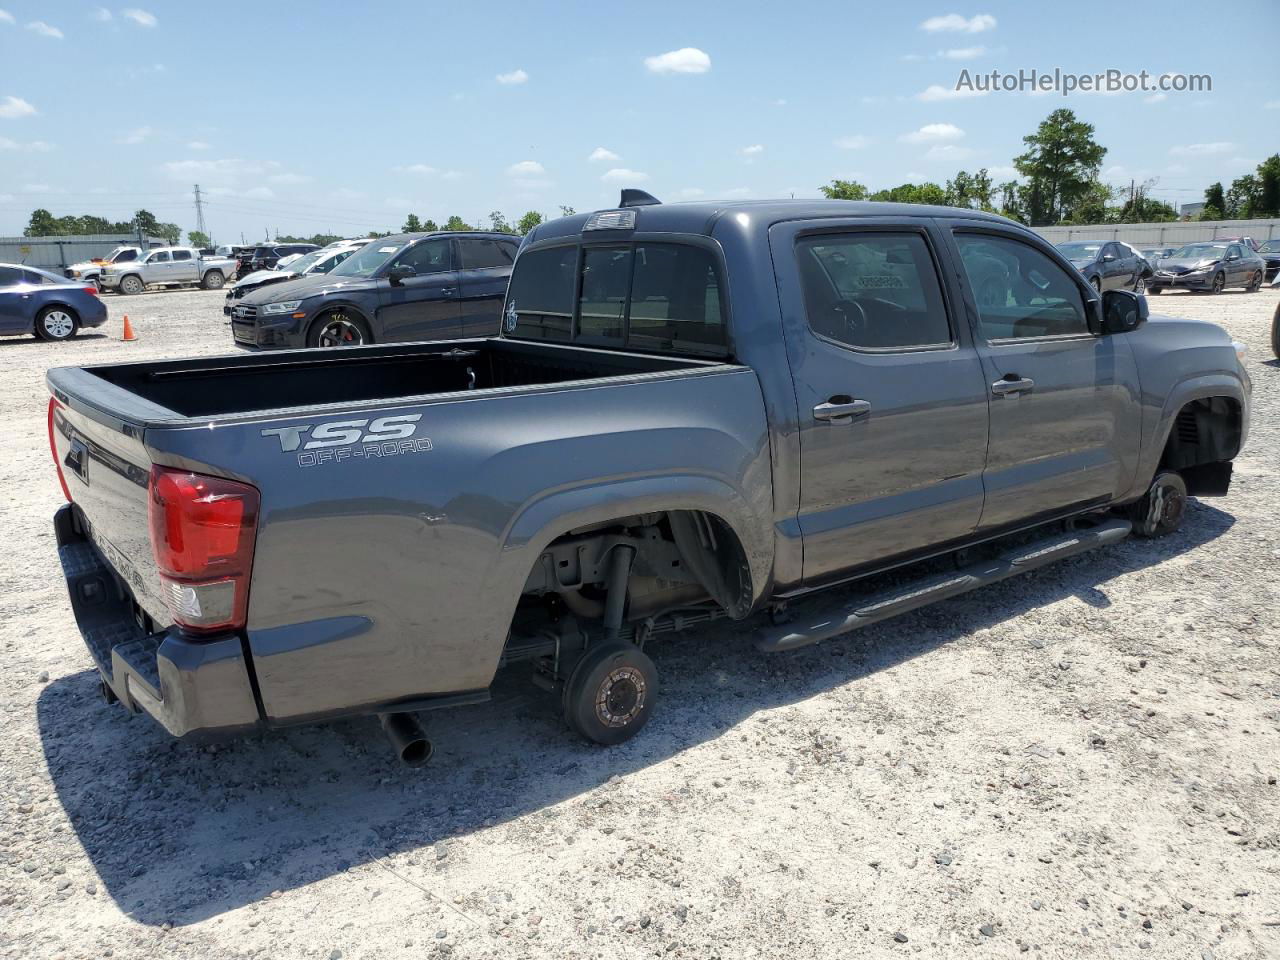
[68,338,716,421]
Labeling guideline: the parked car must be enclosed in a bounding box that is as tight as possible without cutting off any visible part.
[1139,245,1176,265]
[47,197,1250,758]
[63,246,143,290]
[1257,238,1280,281]
[229,231,518,348]
[1215,235,1261,253]
[223,242,370,315]
[98,246,237,295]
[237,243,319,278]
[1055,241,1149,292]
[1146,241,1267,294]
[0,263,106,341]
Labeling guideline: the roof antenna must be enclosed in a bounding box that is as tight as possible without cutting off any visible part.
[619,189,661,208]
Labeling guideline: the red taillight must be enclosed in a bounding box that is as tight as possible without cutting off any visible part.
[147,466,259,634]
[83,285,99,296]
[47,397,71,502]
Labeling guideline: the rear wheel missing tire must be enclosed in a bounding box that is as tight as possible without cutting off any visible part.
[562,641,657,746]
[1130,471,1188,538]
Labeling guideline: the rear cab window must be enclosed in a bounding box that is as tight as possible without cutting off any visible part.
[505,241,727,357]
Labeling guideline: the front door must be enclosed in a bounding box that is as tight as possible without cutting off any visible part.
[948,229,1142,530]
[769,220,991,583]
[455,237,517,336]
[376,237,461,342]
[0,265,29,334]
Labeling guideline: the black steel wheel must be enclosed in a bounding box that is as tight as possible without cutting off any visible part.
[1130,471,1188,538]
[562,641,657,746]
[308,311,371,348]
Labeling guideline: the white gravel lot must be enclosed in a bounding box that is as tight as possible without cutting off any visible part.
[1,285,1277,960]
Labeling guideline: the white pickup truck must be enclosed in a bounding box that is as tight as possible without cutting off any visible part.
[63,246,143,290]
[99,246,237,295]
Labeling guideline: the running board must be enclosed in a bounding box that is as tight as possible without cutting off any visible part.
[754,518,1132,653]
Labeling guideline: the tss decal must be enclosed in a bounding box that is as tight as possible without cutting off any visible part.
[262,415,432,467]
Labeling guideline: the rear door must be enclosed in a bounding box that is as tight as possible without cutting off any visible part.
[768,218,991,582]
[375,237,461,342]
[455,237,517,336]
[0,265,30,333]
[946,227,1141,530]
[169,248,198,283]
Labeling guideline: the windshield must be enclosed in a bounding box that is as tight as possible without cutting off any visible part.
[329,241,404,278]
[1169,243,1227,259]
[1259,240,1280,253]
[1056,243,1100,259]
[110,248,138,262]
[285,251,326,273]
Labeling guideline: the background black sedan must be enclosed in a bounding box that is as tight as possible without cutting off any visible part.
[229,232,518,348]
[1257,238,1280,281]
[1055,240,1149,293]
[0,263,108,341]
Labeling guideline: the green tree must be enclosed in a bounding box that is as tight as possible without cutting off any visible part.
[868,182,947,205]
[443,215,472,232]
[558,205,576,218]
[1256,154,1280,217]
[946,169,995,211]
[187,230,210,247]
[818,179,869,200]
[132,209,161,236]
[402,213,423,232]
[1013,109,1107,224]
[996,181,1026,222]
[156,222,182,245]
[26,208,59,235]
[517,210,544,235]
[1225,175,1260,218]
[422,219,439,232]
[1201,182,1226,221]
[488,211,514,234]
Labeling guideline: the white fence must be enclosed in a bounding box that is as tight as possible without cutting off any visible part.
[0,234,167,273]
[1032,218,1280,247]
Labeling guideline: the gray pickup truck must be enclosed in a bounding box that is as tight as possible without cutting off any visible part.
[47,197,1250,763]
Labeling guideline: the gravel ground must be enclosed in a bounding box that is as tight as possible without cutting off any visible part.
[1,286,1277,960]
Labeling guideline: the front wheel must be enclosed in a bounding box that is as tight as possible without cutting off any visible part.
[201,270,225,290]
[1090,276,1102,293]
[1130,471,1188,538]
[307,311,372,348]
[1134,277,1146,294]
[1245,271,1262,293]
[1210,272,1225,294]
[118,275,144,296]
[34,306,78,341]
[562,641,658,746]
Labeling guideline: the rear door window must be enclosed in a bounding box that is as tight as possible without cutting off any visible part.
[796,233,951,350]
[171,249,192,261]
[0,266,23,287]
[458,238,516,270]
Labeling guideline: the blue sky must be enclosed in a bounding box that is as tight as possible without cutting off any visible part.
[0,1,1274,242]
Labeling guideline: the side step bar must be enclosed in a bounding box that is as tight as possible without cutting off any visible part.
[754,518,1132,653]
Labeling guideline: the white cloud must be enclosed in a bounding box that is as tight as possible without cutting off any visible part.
[1264,100,1280,110]
[920,13,996,33]
[441,170,463,180]
[1169,142,1234,157]
[506,160,545,176]
[916,83,987,101]
[644,47,711,75]
[268,172,312,184]
[0,95,36,119]
[588,147,620,163]
[187,140,210,150]
[26,20,63,38]
[741,144,764,156]
[0,137,51,152]
[0,9,14,24]
[601,168,649,183]
[495,68,528,85]
[243,186,274,199]
[92,7,112,21]
[1144,92,1167,104]
[117,126,151,145]
[940,46,985,59]
[677,187,705,198]
[122,8,157,27]
[396,163,438,175]
[900,123,965,144]
[834,134,871,150]
[161,158,265,183]
[23,183,55,193]
[772,98,787,106]
[987,165,1018,179]
[926,144,974,161]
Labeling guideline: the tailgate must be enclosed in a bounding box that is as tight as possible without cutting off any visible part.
[48,369,174,626]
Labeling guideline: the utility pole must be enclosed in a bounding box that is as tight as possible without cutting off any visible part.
[193,183,208,244]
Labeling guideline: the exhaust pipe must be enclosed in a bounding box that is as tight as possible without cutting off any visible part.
[379,712,433,767]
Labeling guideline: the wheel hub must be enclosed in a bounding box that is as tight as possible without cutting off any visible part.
[44,311,74,337]
[595,667,646,728]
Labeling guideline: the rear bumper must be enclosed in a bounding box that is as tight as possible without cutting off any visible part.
[55,504,261,739]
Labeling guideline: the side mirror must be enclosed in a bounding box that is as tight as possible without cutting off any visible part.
[1101,253,1116,262]
[1101,288,1148,335]
[1225,253,1239,261]
[388,263,416,285]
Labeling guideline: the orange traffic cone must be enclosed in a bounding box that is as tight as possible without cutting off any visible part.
[121,315,137,341]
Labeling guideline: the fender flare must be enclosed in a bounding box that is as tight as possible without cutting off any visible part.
[1131,373,1247,498]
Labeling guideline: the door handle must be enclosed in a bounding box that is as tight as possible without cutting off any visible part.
[813,398,871,423]
[991,376,1035,397]
[440,287,456,296]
